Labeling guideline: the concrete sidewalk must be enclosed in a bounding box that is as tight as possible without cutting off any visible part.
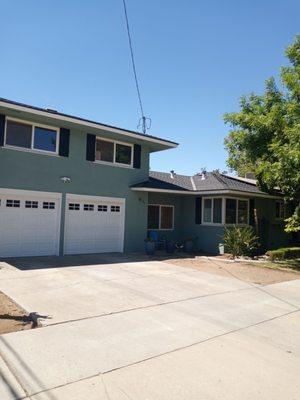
[0,258,299,399]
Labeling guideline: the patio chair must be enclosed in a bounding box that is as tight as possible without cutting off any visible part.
[148,231,166,250]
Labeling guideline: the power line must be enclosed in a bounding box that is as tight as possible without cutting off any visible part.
[122,0,151,134]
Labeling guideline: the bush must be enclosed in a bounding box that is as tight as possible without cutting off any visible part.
[266,247,300,261]
[222,226,260,258]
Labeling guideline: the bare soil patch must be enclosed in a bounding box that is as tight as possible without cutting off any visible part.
[0,291,33,335]
[165,256,300,285]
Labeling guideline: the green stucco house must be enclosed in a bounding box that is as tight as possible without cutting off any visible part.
[0,98,290,258]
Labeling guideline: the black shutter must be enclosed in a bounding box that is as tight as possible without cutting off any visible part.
[249,198,255,226]
[195,197,202,224]
[133,144,141,169]
[86,134,96,162]
[0,114,5,147]
[58,128,70,157]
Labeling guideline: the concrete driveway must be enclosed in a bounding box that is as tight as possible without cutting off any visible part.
[0,254,299,400]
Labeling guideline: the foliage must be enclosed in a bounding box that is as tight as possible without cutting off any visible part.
[222,226,260,258]
[266,247,300,261]
[223,36,300,232]
[285,205,300,232]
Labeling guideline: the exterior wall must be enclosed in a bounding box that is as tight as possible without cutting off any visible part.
[0,111,150,253]
[147,193,183,242]
[254,198,290,250]
[181,195,225,254]
[147,194,290,254]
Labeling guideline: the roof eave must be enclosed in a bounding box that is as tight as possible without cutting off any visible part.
[131,187,283,199]
[0,98,178,150]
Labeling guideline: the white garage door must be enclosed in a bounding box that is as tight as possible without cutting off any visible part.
[64,194,125,255]
[0,189,61,258]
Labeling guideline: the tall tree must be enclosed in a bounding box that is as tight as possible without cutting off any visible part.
[224,36,300,232]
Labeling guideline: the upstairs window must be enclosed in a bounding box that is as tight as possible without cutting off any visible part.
[5,120,32,149]
[95,138,132,166]
[96,139,114,163]
[115,143,132,165]
[34,127,57,152]
[5,118,58,154]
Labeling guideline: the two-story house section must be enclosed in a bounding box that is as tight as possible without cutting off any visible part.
[0,98,177,257]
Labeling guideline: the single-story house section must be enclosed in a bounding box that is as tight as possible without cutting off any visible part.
[0,97,291,258]
[132,171,291,253]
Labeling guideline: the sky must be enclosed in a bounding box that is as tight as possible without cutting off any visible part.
[0,0,299,175]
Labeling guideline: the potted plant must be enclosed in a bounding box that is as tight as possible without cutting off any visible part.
[166,240,175,254]
[144,237,155,255]
[184,236,196,252]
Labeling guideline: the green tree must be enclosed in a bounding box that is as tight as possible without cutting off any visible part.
[224,36,300,232]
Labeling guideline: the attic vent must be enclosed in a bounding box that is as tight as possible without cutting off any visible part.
[45,108,58,113]
[170,170,176,179]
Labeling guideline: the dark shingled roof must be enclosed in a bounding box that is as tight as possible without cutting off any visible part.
[132,171,282,196]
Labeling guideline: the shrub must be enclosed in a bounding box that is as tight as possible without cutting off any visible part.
[266,247,300,261]
[222,226,260,258]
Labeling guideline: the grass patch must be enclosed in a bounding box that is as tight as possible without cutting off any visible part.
[247,258,300,273]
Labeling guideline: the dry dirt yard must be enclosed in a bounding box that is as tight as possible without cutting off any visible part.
[165,256,300,285]
[0,291,33,334]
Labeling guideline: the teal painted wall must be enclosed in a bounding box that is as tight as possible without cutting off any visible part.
[148,193,183,242]
[254,198,290,250]
[0,111,150,253]
[148,193,224,253]
[147,194,290,254]
[181,195,224,254]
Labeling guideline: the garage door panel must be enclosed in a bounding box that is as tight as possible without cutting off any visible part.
[0,191,60,258]
[64,196,125,255]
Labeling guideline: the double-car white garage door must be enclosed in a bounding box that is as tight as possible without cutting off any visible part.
[0,189,125,258]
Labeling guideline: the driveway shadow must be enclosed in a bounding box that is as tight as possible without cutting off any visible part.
[0,252,201,271]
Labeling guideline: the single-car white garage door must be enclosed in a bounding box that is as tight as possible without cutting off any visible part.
[0,189,61,258]
[64,194,125,255]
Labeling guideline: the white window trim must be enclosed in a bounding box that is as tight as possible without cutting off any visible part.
[202,197,223,226]
[4,117,60,156]
[275,200,285,220]
[147,204,174,231]
[94,137,134,168]
[202,197,250,226]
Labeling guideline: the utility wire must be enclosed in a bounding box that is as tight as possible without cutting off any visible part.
[122,0,151,133]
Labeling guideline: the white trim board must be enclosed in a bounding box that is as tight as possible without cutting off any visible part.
[0,188,62,199]
[66,193,125,203]
[131,187,282,199]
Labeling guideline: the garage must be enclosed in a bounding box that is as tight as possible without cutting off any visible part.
[0,189,61,258]
[64,194,125,255]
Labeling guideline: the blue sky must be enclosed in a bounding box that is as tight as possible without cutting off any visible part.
[0,1,299,175]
